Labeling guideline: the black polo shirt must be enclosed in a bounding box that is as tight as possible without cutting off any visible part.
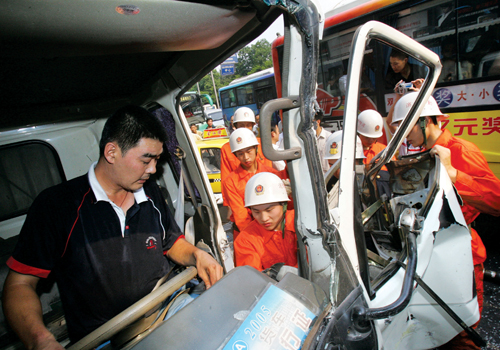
[8,173,183,342]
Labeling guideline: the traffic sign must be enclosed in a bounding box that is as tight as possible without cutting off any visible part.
[224,53,238,64]
[221,63,235,76]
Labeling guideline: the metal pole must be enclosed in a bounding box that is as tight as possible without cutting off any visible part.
[196,82,201,95]
[210,70,220,109]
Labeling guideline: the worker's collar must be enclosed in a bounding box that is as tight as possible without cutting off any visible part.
[236,162,261,179]
[261,224,283,244]
[88,162,148,204]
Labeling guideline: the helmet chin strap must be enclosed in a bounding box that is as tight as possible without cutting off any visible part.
[281,203,288,238]
[419,117,427,147]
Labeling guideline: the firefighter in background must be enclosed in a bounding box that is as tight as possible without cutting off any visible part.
[392,91,500,350]
[357,109,386,165]
[357,109,393,198]
[324,130,365,206]
[234,172,297,270]
[222,128,283,241]
[220,107,272,218]
[387,78,425,156]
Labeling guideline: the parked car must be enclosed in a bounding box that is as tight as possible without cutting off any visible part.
[0,1,481,349]
[205,108,225,127]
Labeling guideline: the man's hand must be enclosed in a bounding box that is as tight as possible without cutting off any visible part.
[193,249,223,289]
[411,78,424,90]
[166,238,223,289]
[431,145,457,183]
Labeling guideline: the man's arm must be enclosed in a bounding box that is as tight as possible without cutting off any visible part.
[2,271,64,350]
[166,238,223,289]
[224,177,253,231]
[431,144,500,216]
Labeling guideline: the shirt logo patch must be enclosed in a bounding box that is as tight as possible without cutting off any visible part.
[236,137,242,144]
[330,142,338,155]
[146,236,157,250]
[255,184,264,195]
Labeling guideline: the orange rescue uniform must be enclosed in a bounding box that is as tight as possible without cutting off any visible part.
[363,141,389,171]
[434,129,500,350]
[220,138,272,204]
[434,129,500,265]
[222,163,282,236]
[234,210,297,270]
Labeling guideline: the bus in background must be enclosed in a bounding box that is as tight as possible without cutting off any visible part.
[181,91,214,124]
[272,0,500,178]
[218,67,277,123]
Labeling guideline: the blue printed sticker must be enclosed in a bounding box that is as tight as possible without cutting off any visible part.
[223,285,316,350]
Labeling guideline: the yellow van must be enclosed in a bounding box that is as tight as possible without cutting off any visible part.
[196,128,229,204]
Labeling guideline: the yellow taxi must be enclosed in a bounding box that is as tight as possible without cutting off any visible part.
[196,127,229,204]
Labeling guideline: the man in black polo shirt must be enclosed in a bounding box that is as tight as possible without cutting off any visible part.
[2,105,223,349]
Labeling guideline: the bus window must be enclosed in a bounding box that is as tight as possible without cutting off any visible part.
[254,77,277,109]
[384,0,500,82]
[221,89,237,109]
[218,68,276,121]
[236,85,254,105]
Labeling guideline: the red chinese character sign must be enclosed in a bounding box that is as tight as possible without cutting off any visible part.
[203,127,228,139]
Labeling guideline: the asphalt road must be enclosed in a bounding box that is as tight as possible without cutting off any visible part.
[476,214,500,350]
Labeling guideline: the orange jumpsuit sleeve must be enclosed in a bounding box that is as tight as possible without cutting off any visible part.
[220,142,234,184]
[452,147,500,217]
[223,174,253,231]
[221,142,239,205]
[234,229,264,270]
[256,138,273,168]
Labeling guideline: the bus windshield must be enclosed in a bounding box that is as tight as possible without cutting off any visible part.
[272,0,500,178]
[218,68,277,123]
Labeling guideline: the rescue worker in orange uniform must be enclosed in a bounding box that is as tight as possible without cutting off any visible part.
[357,109,393,198]
[220,107,272,185]
[222,128,282,240]
[357,109,387,166]
[392,91,500,350]
[234,172,297,270]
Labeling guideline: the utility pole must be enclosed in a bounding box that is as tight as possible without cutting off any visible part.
[210,70,220,109]
[196,82,201,95]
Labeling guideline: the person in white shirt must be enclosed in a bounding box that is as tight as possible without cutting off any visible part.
[313,111,332,173]
[270,120,286,171]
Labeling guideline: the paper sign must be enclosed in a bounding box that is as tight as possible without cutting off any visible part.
[222,285,316,350]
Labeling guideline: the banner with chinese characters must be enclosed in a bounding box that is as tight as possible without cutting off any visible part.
[384,81,500,112]
[203,127,228,139]
[222,284,316,350]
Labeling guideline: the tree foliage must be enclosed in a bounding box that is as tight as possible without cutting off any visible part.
[189,39,273,105]
[235,39,273,76]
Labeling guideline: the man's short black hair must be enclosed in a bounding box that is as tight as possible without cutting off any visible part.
[99,105,167,157]
[390,49,408,61]
[207,118,213,122]
[313,109,324,123]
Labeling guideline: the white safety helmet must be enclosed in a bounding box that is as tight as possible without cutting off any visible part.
[324,130,365,160]
[233,106,256,125]
[244,172,290,208]
[357,109,384,138]
[391,92,447,126]
[229,128,259,153]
